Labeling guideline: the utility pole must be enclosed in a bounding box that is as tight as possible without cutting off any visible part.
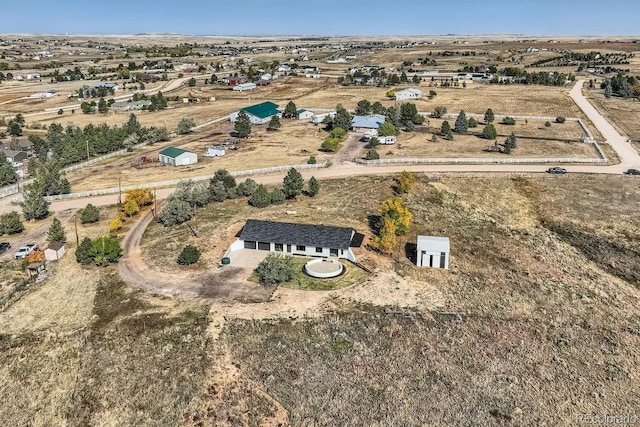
[118,177,122,205]
[86,140,90,162]
[154,188,157,219]
[74,215,79,246]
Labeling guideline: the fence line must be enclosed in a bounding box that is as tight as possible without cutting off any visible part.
[354,156,607,166]
[20,161,329,202]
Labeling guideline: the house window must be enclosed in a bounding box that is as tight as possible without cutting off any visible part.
[330,248,338,256]
[275,243,283,252]
[315,247,323,253]
[258,242,270,251]
[244,241,257,249]
[296,245,305,251]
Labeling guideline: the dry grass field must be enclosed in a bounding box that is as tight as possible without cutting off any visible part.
[0,174,639,424]
[584,88,640,141]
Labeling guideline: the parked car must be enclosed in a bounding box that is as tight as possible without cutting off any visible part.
[547,167,567,174]
[624,168,640,175]
[15,244,38,259]
[0,242,11,255]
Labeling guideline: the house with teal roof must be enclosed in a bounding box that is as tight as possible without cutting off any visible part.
[230,101,280,125]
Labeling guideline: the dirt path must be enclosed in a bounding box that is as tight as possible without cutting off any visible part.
[333,133,365,164]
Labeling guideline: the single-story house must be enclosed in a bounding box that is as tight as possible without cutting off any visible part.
[2,150,28,164]
[111,100,151,111]
[416,236,450,269]
[311,111,336,125]
[232,82,257,92]
[158,147,198,166]
[297,109,314,120]
[394,88,423,101]
[45,241,66,261]
[3,139,34,153]
[352,114,386,132]
[230,101,280,125]
[93,82,119,91]
[204,146,225,157]
[227,219,360,261]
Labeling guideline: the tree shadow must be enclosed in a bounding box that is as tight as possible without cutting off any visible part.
[404,242,417,264]
[367,214,382,235]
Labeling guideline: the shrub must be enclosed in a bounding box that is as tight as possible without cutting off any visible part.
[365,137,380,148]
[109,217,123,236]
[122,198,140,217]
[80,203,100,223]
[159,196,193,226]
[329,127,346,139]
[432,106,447,118]
[321,137,340,152]
[307,176,320,197]
[481,124,498,139]
[271,188,286,204]
[124,189,154,207]
[502,116,516,125]
[177,245,200,265]
[307,155,317,164]
[89,236,123,267]
[366,148,380,160]
[555,116,566,123]
[544,121,552,128]
[468,117,478,128]
[237,178,258,196]
[249,184,271,208]
[254,254,296,285]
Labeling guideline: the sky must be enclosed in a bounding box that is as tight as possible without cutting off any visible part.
[1,0,638,36]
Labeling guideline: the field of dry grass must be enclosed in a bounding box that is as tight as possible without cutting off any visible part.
[1,173,640,424]
[584,88,640,141]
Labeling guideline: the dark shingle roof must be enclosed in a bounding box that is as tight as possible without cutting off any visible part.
[242,101,279,119]
[239,219,354,250]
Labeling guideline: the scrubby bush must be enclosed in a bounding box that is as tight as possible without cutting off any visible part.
[89,236,123,267]
[366,148,380,160]
[544,121,552,128]
[555,116,566,123]
[237,178,258,196]
[177,245,201,265]
[254,253,296,285]
[76,237,93,265]
[249,184,271,208]
[271,188,286,204]
[502,116,516,125]
[468,117,478,128]
[0,211,24,235]
[321,137,340,152]
[307,155,317,164]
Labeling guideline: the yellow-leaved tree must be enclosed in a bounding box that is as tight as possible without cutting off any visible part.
[380,196,412,235]
[373,215,397,254]
[396,170,416,194]
[124,189,154,208]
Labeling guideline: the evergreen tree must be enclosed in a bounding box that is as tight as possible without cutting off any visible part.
[378,121,397,137]
[333,104,352,131]
[445,128,454,140]
[0,153,18,186]
[267,115,281,131]
[484,108,495,124]
[454,110,468,133]
[365,148,380,160]
[97,97,108,114]
[237,178,258,196]
[604,81,612,98]
[20,186,50,220]
[307,176,320,197]
[0,211,24,235]
[47,217,66,242]
[372,102,386,115]
[468,117,478,128]
[441,120,451,136]
[80,203,100,223]
[75,237,93,265]
[177,117,195,134]
[159,195,193,226]
[355,99,372,115]
[283,167,304,199]
[481,123,498,139]
[270,188,286,204]
[234,110,252,138]
[283,101,298,118]
[249,184,271,208]
[89,236,123,267]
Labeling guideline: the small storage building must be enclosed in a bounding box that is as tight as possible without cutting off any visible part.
[416,236,450,269]
[158,147,198,166]
[297,109,314,120]
[204,147,225,157]
[45,241,66,261]
[394,88,423,101]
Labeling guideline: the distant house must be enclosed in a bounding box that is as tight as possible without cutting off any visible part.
[255,80,271,87]
[230,101,280,125]
[2,150,28,164]
[93,82,119,91]
[416,236,450,269]
[158,147,198,166]
[297,109,314,120]
[311,111,336,125]
[45,241,66,261]
[351,114,386,132]
[227,219,361,261]
[394,88,423,101]
[111,100,151,111]
[225,77,242,86]
[26,73,41,80]
[232,82,257,92]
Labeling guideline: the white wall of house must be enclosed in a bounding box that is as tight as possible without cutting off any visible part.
[298,110,314,120]
[233,239,356,262]
[159,152,197,166]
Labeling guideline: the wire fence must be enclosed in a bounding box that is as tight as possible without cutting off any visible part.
[354,156,607,165]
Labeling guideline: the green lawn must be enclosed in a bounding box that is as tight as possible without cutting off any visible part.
[250,256,369,291]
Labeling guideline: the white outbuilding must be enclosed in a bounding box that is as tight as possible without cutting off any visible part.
[416,236,450,269]
[394,88,423,101]
[158,147,198,166]
[204,146,226,157]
